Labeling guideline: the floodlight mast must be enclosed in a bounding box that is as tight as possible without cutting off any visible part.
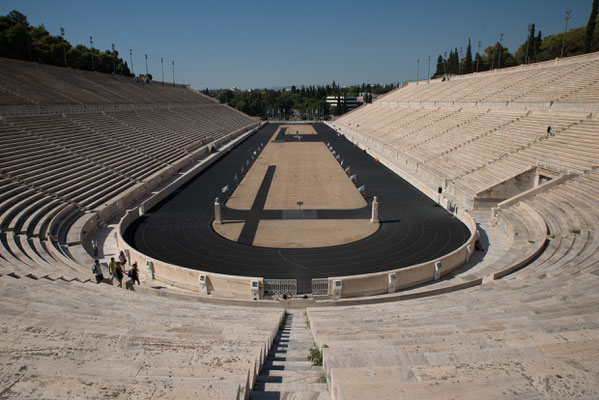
[428,55,431,84]
[129,49,134,75]
[161,58,164,84]
[145,54,149,77]
[172,60,175,86]
[60,27,67,67]
[111,43,116,74]
[416,59,419,84]
[561,10,572,58]
[498,33,504,68]
[89,36,94,71]
[476,41,481,72]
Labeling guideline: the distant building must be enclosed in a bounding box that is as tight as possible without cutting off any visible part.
[326,96,361,110]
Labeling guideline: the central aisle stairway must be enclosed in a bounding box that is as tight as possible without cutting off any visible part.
[251,311,330,400]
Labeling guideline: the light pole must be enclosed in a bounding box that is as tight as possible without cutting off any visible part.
[428,55,431,84]
[172,60,175,86]
[60,27,67,67]
[416,59,419,84]
[161,57,164,84]
[561,10,572,58]
[459,47,463,74]
[129,49,134,76]
[498,33,504,69]
[476,41,481,72]
[145,54,149,78]
[111,43,116,75]
[89,36,94,71]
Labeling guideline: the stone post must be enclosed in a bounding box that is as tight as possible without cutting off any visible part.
[214,197,222,224]
[370,196,379,224]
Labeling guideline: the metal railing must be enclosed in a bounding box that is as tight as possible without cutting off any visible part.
[311,278,329,296]
[264,279,297,296]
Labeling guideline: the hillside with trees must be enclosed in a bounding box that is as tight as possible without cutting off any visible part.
[0,10,132,76]
[434,1,599,77]
[208,82,396,120]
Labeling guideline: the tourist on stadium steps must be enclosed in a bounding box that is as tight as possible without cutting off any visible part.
[92,259,104,284]
[118,250,127,265]
[115,262,125,288]
[108,257,117,280]
[91,238,98,257]
[126,262,140,290]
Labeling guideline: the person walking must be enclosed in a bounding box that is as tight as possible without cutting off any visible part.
[126,262,140,290]
[115,262,124,288]
[108,257,117,281]
[92,259,104,284]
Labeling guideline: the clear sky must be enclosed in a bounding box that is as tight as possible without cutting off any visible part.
[1,0,593,90]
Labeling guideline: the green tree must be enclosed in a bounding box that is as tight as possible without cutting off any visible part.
[464,38,473,73]
[585,0,599,52]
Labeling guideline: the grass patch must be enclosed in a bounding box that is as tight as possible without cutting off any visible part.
[569,228,581,234]
[318,372,327,383]
[528,240,535,244]
[308,344,328,366]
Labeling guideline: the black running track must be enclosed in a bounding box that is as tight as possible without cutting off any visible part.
[124,123,471,293]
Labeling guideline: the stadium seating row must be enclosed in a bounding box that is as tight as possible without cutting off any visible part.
[0,57,212,107]
[308,172,599,400]
[0,272,283,399]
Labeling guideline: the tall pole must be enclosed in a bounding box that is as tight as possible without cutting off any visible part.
[161,57,164,84]
[459,47,463,74]
[561,10,572,58]
[498,33,504,68]
[89,36,94,71]
[60,27,67,67]
[416,59,419,84]
[145,54,149,77]
[428,55,431,84]
[111,43,116,74]
[172,60,175,86]
[476,41,481,72]
[129,49,134,76]
[525,24,532,64]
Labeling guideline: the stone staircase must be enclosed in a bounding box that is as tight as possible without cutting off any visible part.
[251,311,330,400]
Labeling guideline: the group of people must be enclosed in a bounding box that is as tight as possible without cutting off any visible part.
[91,250,140,290]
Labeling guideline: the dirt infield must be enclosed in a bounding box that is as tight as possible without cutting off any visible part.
[279,124,317,135]
[221,124,370,247]
[214,219,378,248]
[227,130,366,211]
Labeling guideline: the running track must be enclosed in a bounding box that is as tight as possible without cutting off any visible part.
[124,123,471,293]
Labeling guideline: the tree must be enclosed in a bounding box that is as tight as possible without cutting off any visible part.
[434,55,444,77]
[464,38,473,74]
[585,0,599,52]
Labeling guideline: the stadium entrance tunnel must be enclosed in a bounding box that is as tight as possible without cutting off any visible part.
[122,123,474,296]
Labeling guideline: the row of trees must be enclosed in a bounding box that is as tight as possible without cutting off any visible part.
[434,1,599,77]
[208,82,396,119]
[0,10,132,76]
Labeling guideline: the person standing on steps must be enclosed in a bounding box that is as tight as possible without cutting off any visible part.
[126,262,140,290]
[91,238,98,257]
[108,257,117,281]
[115,262,124,288]
[118,250,127,266]
[92,259,104,284]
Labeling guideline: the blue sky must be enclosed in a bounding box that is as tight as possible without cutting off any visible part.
[1,0,593,89]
